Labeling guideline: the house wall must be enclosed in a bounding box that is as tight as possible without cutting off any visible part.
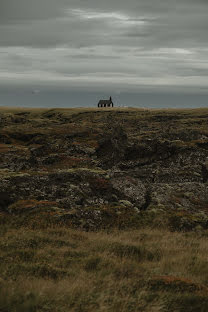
[98,102,113,108]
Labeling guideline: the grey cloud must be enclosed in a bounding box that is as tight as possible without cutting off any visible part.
[0,0,208,93]
[68,54,119,59]
[0,0,207,49]
[0,0,70,22]
[121,30,150,38]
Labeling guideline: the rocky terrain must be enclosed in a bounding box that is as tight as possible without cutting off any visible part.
[2,107,208,312]
[1,107,208,231]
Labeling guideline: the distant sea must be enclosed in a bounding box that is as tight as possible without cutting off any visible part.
[0,89,208,109]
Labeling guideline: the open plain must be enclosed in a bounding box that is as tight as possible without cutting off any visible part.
[1,107,208,311]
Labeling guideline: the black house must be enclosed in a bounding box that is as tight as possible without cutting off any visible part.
[98,96,114,108]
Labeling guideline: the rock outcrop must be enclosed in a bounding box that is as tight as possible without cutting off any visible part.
[1,108,208,230]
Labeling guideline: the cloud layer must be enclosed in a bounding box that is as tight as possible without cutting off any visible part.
[0,0,208,92]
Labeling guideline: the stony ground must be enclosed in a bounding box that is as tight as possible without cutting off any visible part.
[1,107,208,230]
[1,107,208,311]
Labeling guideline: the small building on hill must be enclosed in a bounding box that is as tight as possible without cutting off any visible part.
[98,96,114,108]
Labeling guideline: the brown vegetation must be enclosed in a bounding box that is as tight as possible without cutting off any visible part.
[1,107,208,310]
[1,225,208,311]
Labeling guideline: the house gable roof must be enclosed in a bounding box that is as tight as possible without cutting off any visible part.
[98,99,112,105]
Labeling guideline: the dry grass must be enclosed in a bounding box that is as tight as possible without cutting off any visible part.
[1,225,208,311]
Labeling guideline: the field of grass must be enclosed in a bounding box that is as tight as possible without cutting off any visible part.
[1,223,208,312]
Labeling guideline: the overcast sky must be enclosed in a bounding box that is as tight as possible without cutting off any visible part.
[0,0,208,106]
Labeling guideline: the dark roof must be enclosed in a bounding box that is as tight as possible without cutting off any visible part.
[98,99,113,105]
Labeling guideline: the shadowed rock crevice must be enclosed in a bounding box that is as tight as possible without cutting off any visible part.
[202,163,208,183]
[96,125,128,168]
[0,192,14,211]
[140,189,152,211]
